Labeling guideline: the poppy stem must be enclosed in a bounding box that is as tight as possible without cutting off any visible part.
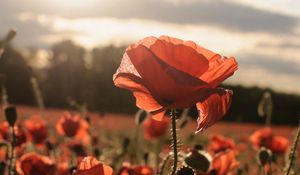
[8,126,15,175]
[285,119,300,175]
[170,109,178,175]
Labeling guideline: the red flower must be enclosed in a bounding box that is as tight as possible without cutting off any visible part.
[249,127,289,154]
[212,150,239,175]
[143,113,170,140]
[113,36,238,132]
[56,112,89,138]
[118,164,153,175]
[16,152,55,175]
[209,135,236,154]
[74,156,113,175]
[0,121,26,147]
[24,116,48,144]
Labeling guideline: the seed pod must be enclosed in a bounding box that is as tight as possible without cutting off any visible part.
[184,149,211,173]
[257,147,272,166]
[4,106,17,126]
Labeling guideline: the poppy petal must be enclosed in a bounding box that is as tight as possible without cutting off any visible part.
[199,55,238,88]
[147,36,209,77]
[126,44,207,108]
[114,75,163,112]
[196,88,232,133]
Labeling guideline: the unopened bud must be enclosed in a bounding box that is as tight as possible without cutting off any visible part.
[4,106,17,126]
[185,149,211,173]
[257,147,272,166]
[4,29,17,43]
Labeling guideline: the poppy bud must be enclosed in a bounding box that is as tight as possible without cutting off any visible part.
[257,91,273,119]
[4,106,17,126]
[93,148,101,158]
[4,29,17,44]
[193,144,204,151]
[177,166,194,175]
[257,147,272,166]
[185,149,211,173]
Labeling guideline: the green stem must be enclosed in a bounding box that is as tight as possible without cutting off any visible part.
[285,123,300,175]
[171,109,178,175]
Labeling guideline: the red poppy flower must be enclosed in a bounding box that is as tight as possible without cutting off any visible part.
[56,112,89,138]
[212,150,239,175]
[143,113,170,140]
[113,36,238,132]
[0,121,26,147]
[74,156,113,175]
[209,135,236,154]
[24,116,48,144]
[16,152,55,175]
[118,164,154,175]
[249,127,289,154]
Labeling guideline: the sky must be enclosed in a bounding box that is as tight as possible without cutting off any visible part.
[1,0,300,94]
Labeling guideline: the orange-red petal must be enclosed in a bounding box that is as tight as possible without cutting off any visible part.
[196,88,232,133]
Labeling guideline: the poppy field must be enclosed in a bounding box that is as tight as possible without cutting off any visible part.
[0,31,299,175]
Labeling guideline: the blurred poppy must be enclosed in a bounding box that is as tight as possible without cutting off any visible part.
[16,152,55,175]
[113,36,238,132]
[0,121,26,147]
[249,127,289,154]
[118,164,153,175]
[212,150,239,175]
[24,115,48,144]
[74,156,113,175]
[56,112,89,138]
[143,113,169,140]
[209,135,236,154]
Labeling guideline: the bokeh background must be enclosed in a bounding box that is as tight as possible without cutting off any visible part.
[0,0,299,124]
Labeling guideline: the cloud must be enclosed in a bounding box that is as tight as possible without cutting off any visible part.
[72,0,299,34]
[238,53,300,76]
[2,0,300,35]
[227,65,300,94]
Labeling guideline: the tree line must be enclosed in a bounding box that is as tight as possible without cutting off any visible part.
[0,40,299,125]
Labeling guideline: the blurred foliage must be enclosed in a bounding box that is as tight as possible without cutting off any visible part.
[0,40,299,125]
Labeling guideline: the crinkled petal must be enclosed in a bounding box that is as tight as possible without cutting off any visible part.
[199,55,238,87]
[125,44,207,108]
[196,88,233,133]
[148,36,209,78]
[129,35,237,88]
